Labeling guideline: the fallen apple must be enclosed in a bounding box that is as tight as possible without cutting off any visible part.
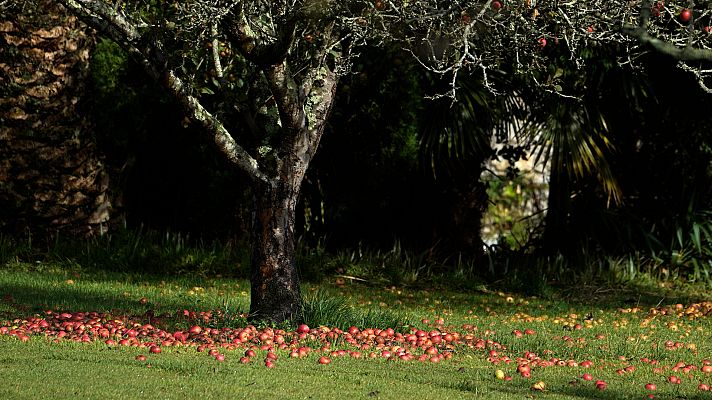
[296,324,310,334]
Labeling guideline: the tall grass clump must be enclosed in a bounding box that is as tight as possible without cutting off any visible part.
[299,290,410,331]
[329,241,435,287]
[66,228,249,276]
[1,227,249,277]
[0,231,43,266]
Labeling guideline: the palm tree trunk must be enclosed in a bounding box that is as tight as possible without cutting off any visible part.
[0,1,112,238]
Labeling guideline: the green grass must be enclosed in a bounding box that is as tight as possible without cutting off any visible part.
[2,262,712,399]
[0,336,563,399]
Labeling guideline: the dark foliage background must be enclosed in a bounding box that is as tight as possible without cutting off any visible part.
[5,32,712,280]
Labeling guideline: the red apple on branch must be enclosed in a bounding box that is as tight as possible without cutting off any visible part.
[680,9,692,23]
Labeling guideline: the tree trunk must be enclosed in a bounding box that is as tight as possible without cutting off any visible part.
[0,1,112,238]
[249,179,302,323]
[245,62,337,323]
[542,159,573,255]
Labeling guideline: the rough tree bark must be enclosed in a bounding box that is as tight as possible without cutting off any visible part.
[0,0,112,238]
[250,181,301,321]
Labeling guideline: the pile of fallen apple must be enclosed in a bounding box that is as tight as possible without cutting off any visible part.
[2,305,712,394]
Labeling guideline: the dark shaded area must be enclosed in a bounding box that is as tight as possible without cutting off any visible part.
[304,49,438,250]
[542,53,712,263]
[4,29,712,281]
[88,39,252,242]
[88,43,490,256]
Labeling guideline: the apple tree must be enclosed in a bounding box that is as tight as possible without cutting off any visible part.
[52,0,712,323]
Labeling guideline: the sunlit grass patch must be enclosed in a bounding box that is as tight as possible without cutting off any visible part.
[1,263,712,399]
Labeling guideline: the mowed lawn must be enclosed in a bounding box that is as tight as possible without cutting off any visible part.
[1,265,712,399]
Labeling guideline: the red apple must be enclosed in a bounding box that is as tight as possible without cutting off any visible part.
[135,354,147,361]
[645,383,657,391]
[582,373,593,381]
[680,9,692,23]
[491,1,502,10]
[318,356,331,365]
[215,354,225,362]
[538,37,547,48]
[296,324,310,334]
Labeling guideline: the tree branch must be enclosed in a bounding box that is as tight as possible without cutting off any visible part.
[56,0,269,184]
[222,7,297,67]
[264,62,304,135]
[623,25,712,62]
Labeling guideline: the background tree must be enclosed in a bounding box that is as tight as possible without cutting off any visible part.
[49,0,712,322]
[0,0,113,239]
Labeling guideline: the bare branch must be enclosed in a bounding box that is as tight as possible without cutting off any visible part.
[677,62,712,94]
[623,25,712,62]
[211,23,224,79]
[57,0,269,184]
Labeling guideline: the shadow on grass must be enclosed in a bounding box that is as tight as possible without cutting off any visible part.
[0,268,249,322]
[443,377,712,400]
